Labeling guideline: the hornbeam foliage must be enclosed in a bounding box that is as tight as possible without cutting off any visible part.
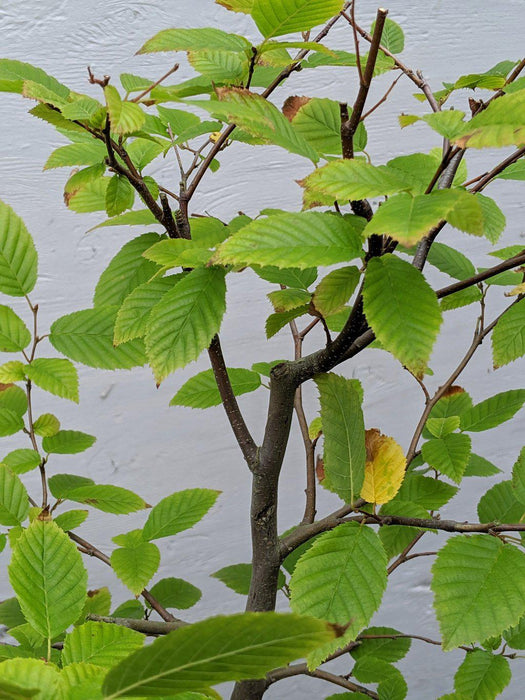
[0,1,524,698]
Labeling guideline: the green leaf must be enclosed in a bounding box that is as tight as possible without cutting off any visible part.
[188,50,249,83]
[94,233,162,308]
[0,306,31,351]
[454,90,525,148]
[512,447,525,505]
[431,535,525,650]
[104,86,145,136]
[476,193,505,244]
[460,389,525,432]
[492,299,525,368]
[0,200,38,297]
[53,509,89,532]
[0,59,69,98]
[0,360,26,382]
[441,286,482,312]
[454,650,510,700]
[251,0,344,39]
[315,373,365,504]
[64,485,149,515]
[0,658,60,700]
[464,453,501,477]
[426,242,476,281]
[9,520,87,641]
[351,626,411,663]
[421,433,472,483]
[251,360,287,377]
[111,532,160,595]
[48,474,94,499]
[111,600,144,620]
[290,523,387,634]
[0,408,24,437]
[114,276,181,345]
[478,481,524,524]
[170,368,261,409]
[67,177,110,213]
[102,612,333,696]
[44,142,107,170]
[216,211,364,269]
[312,266,360,316]
[120,73,153,93]
[216,0,253,13]
[497,160,525,181]
[62,620,144,668]
[0,465,30,526]
[3,449,41,475]
[0,385,27,416]
[393,474,457,510]
[105,176,135,217]
[267,288,311,312]
[61,95,103,121]
[504,615,525,649]
[138,27,250,54]
[254,265,317,289]
[211,563,285,596]
[25,358,79,403]
[50,306,147,370]
[426,416,461,438]
[90,209,158,230]
[43,430,96,455]
[145,267,226,384]
[363,255,442,376]
[371,17,404,53]
[265,305,309,338]
[147,578,201,610]
[126,138,165,171]
[33,413,61,437]
[143,488,220,541]
[0,598,26,629]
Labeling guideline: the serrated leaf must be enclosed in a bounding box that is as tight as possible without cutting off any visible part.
[104,86,145,136]
[0,385,27,416]
[454,650,510,700]
[308,416,322,441]
[114,276,180,345]
[312,266,360,316]
[50,306,147,370]
[53,509,89,532]
[65,485,148,515]
[476,193,505,244]
[464,453,501,478]
[315,373,365,504]
[0,598,26,629]
[48,474,94,499]
[61,95,103,121]
[0,306,31,351]
[67,177,110,213]
[478,480,524,525]
[216,211,364,268]
[432,535,525,650]
[62,621,144,668]
[0,465,30,526]
[138,27,250,54]
[145,267,226,383]
[454,90,525,148]
[105,176,135,217]
[143,488,219,541]
[427,242,476,281]
[102,612,333,696]
[460,389,525,432]
[361,429,405,505]
[253,265,317,289]
[352,626,411,663]
[9,520,87,641]
[170,368,261,409]
[492,298,525,368]
[3,449,41,475]
[267,287,311,312]
[0,658,60,700]
[393,474,457,510]
[0,59,69,98]
[0,408,24,436]
[33,413,61,437]
[0,201,38,297]
[188,50,249,83]
[90,209,158,231]
[497,160,525,181]
[363,255,442,377]
[371,17,404,53]
[147,578,201,610]
[504,615,525,649]
[25,358,79,403]
[421,433,472,483]
[111,600,144,620]
[265,305,309,338]
[290,523,387,634]
[42,430,96,455]
[211,563,285,597]
[426,416,461,438]
[44,142,108,170]
[251,0,344,39]
[0,360,26,382]
[111,536,160,595]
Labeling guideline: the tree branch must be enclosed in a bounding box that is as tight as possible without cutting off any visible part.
[87,614,185,634]
[436,251,525,299]
[267,663,379,697]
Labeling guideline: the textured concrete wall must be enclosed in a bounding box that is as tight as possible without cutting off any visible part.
[0,1,524,696]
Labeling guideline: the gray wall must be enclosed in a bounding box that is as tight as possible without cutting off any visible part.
[0,1,524,697]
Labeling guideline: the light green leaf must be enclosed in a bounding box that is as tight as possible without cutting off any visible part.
[0,385,27,416]
[0,201,38,297]
[111,532,160,595]
[76,588,111,625]
[497,160,525,181]
[392,474,457,510]
[33,413,61,437]
[3,449,41,475]
[0,59,69,98]
[426,242,476,281]
[50,306,146,370]
[61,95,103,121]
[48,474,94,499]
[25,358,79,403]
[53,509,89,532]
[147,578,201,610]
[0,597,26,629]
[251,0,344,39]
[63,621,144,668]
[111,600,144,620]
[170,368,261,409]
[126,138,165,171]
[476,193,505,244]
[143,239,200,267]
[9,520,87,641]
[512,447,525,505]
[312,266,360,316]
[0,360,26,382]
[432,535,525,650]
[105,176,135,217]
[426,416,461,438]
[0,408,24,437]
[138,27,250,54]
[314,373,365,504]
[67,177,110,213]
[0,306,31,351]
[363,255,442,376]
[114,276,180,345]
[268,287,311,312]
[102,612,334,696]
[0,465,30,526]
[290,523,387,634]
[120,73,153,93]
[211,564,285,596]
[89,209,158,231]
[421,433,472,483]
[265,305,309,338]
[216,211,364,269]
[216,0,253,13]
[460,389,525,432]
[145,267,226,384]
[188,50,249,83]
[64,485,149,515]
[104,86,145,136]
[492,299,525,368]
[504,615,525,649]
[351,626,411,663]
[254,265,317,289]
[0,658,60,700]
[464,453,501,477]
[454,90,525,148]
[44,142,108,170]
[143,488,220,541]
[454,650,510,700]
[371,17,404,53]
[478,481,524,525]
[251,360,287,377]
[94,233,162,308]
[42,430,96,455]
[64,165,107,200]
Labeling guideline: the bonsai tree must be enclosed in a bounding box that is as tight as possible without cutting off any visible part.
[0,1,524,698]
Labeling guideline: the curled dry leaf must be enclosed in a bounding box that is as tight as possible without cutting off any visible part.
[282,95,310,122]
[360,428,406,505]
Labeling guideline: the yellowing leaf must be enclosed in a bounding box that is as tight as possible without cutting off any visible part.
[360,429,406,505]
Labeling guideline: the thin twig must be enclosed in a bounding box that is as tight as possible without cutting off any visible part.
[387,531,426,575]
[87,614,185,634]
[267,663,378,697]
[130,63,179,103]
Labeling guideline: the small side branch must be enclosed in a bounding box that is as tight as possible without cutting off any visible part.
[267,663,378,697]
[87,614,186,635]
